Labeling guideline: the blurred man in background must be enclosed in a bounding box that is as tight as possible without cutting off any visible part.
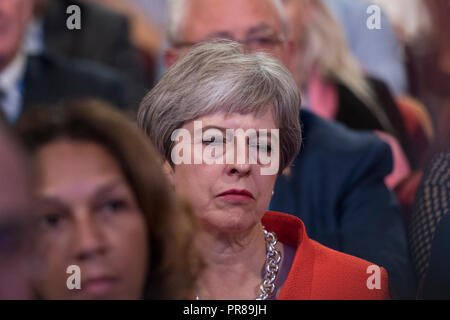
[0,0,126,123]
[28,0,151,108]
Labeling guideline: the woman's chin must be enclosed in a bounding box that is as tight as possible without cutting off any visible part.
[200,211,261,235]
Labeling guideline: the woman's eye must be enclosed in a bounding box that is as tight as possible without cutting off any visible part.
[202,136,224,145]
[42,213,62,229]
[101,199,128,214]
[262,144,272,153]
[250,143,272,152]
[254,37,271,45]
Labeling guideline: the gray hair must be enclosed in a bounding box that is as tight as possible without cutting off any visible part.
[138,40,301,174]
[167,0,289,46]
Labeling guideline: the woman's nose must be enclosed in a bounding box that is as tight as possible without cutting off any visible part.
[226,138,253,176]
[228,163,251,177]
[72,213,107,262]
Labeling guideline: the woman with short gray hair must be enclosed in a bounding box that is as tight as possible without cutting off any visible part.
[139,40,301,174]
[138,41,389,300]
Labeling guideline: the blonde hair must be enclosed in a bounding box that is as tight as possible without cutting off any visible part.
[298,0,396,134]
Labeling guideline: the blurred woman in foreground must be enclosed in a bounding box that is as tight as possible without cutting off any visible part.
[16,100,200,299]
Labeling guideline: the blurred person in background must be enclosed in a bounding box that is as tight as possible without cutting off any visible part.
[375,0,450,146]
[77,0,165,84]
[164,0,414,299]
[371,0,449,219]
[128,0,170,80]
[130,0,167,32]
[139,41,389,300]
[28,0,150,109]
[324,0,437,172]
[0,0,126,123]
[325,0,408,96]
[16,100,200,299]
[282,0,413,181]
[370,0,432,49]
[331,1,450,295]
[408,147,450,299]
[407,94,450,299]
[0,112,34,299]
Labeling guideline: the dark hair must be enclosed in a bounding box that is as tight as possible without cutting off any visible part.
[15,100,201,299]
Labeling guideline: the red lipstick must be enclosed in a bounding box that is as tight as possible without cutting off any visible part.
[217,189,255,200]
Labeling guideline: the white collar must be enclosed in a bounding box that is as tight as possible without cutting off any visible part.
[0,51,27,92]
[24,18,45,55]
[0,52,27,122]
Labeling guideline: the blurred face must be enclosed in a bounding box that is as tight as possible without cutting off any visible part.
[0,0,33,69]
[282,0,307,42]
[282,0,309,87]
[33,140,148,300]
[167,0,293,68]
[0,130,33,299]
[167,110,278,235]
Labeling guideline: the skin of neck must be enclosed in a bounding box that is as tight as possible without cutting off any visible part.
[195,220,294,300]
[194,222,269,300]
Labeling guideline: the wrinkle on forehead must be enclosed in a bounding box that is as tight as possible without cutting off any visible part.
[180,0,285,42]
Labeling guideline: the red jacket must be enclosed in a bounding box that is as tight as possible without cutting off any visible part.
[262,211,390,300]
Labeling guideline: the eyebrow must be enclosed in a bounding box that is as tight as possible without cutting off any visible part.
[193,126,228,141]
[196,126,275,139]
[203,31,235,41]
[203,23,277,41]
[246,23,278,36]
[92,179,130,199]
[200,126,227,134]
[37,179,127,205]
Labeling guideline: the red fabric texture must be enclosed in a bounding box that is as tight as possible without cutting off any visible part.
[262,211,390,300]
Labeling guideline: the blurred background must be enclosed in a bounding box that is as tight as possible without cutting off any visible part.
[0,0,449,300]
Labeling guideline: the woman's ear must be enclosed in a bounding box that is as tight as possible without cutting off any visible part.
[163,161,175,185]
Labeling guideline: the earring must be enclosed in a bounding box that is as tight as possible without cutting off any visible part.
[272,190,274,196]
